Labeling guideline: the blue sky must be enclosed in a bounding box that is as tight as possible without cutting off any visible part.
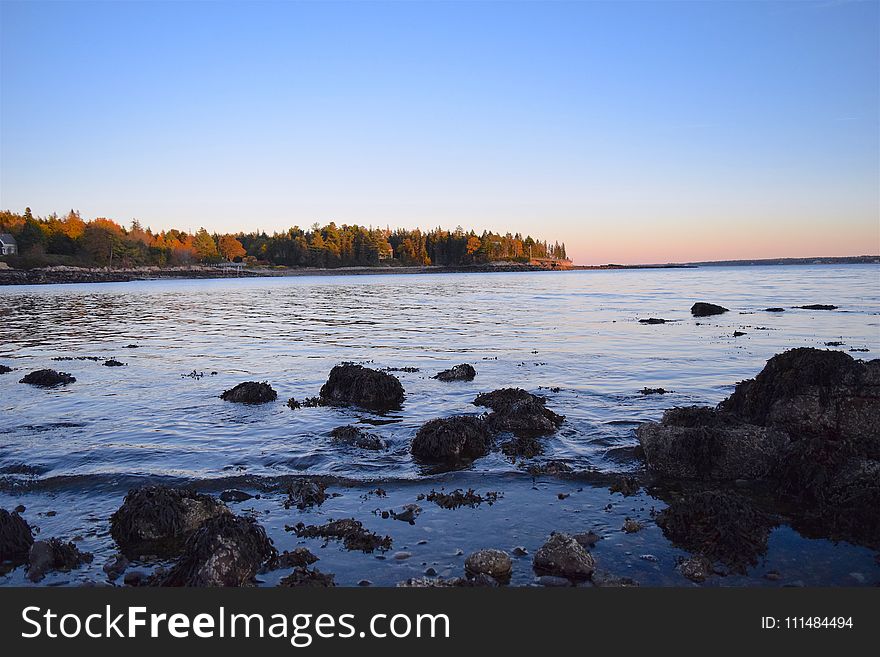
[1,0,877,264]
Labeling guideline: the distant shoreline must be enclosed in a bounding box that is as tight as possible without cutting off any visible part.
[0,255,877,286]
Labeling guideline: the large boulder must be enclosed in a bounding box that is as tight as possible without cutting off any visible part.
[220,381,277,404]
[411,416,491,464]
[475,388,564,437]
[719,348,880,454]
[319,364,404,411]
[0,508,34,563]
[637,407,789,480]
[155,515,276,587]
[637,348,880,549]
[690,302,729,317]
[110,486,229,558]
[532,533,595,580]
[20,369,75,387]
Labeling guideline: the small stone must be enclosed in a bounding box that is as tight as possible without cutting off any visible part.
[464,549,512,582]
[622,518,643,534]
[679,556,711,583]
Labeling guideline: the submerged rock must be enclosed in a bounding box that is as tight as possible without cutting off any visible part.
[20,369,76,387]
[220,381,277,404]
[155,514,276,587]
[798,304,837,310]
[465,549,512,582]
[27,538,93,582]
[764,307,785,312]
[284,479,328,510]
[433,364,477,381]
[319,364,404,411]
[103,359,125,367]
[638,318,667,324]
[533,533,595,580]
[330,425,386,450]
[279,566,336,587]
[640,387,669,395]
[474,388,564,437]
[637,407,790,480]
[103,554,129,581]
[269,547,319,570]
[690,302,729,317]
[110,486,229,559]
[411,416,491,464]
[0,508,34,563]
[0,364,12,374]
[219,489,253,503]
[398,574,497,588]
[679,556,712,583]
[292,518,392,553]
[424,488,501,509]
[500,434,544,458]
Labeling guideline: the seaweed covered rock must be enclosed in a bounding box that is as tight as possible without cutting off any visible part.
[637,349,880,547]
[279,567,336,587]
[532,533,595,580]
[720,348,880,451]
[110,486,229,558]
[27,538,94,582]
[0,508,34,563]
[398,574,498,588]
[103,359,125,367]
[0,364,12,374]
[20,369,76,387]
[410,416,491,464]
[475,388,564,437]
[330,425,386,450]
[284,479,328,510]
[292,518,392,553]
[319,364,404,411]
[156,514,276,587]
[220,381,277,404]
[434,364,476,382]
[690,302,729,317]
[637,407,789,480]
[655,489,775,574]
[465,549,512,582]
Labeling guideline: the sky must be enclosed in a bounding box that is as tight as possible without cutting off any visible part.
[1,0,878,265]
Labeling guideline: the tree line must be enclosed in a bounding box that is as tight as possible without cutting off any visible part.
[0,208,567,269]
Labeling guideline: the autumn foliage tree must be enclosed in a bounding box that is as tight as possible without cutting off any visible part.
[0,207,567,269]
[218,234,246,261]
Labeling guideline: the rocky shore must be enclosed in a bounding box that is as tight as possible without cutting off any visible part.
[0,262,560,286]
[3,331,878,586]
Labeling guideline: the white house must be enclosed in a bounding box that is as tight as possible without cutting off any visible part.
[0,234,17,256]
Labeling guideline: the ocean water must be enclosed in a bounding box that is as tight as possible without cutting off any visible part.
[1,264,878,586]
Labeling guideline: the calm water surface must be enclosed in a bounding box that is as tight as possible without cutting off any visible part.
[1,265,878,586]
